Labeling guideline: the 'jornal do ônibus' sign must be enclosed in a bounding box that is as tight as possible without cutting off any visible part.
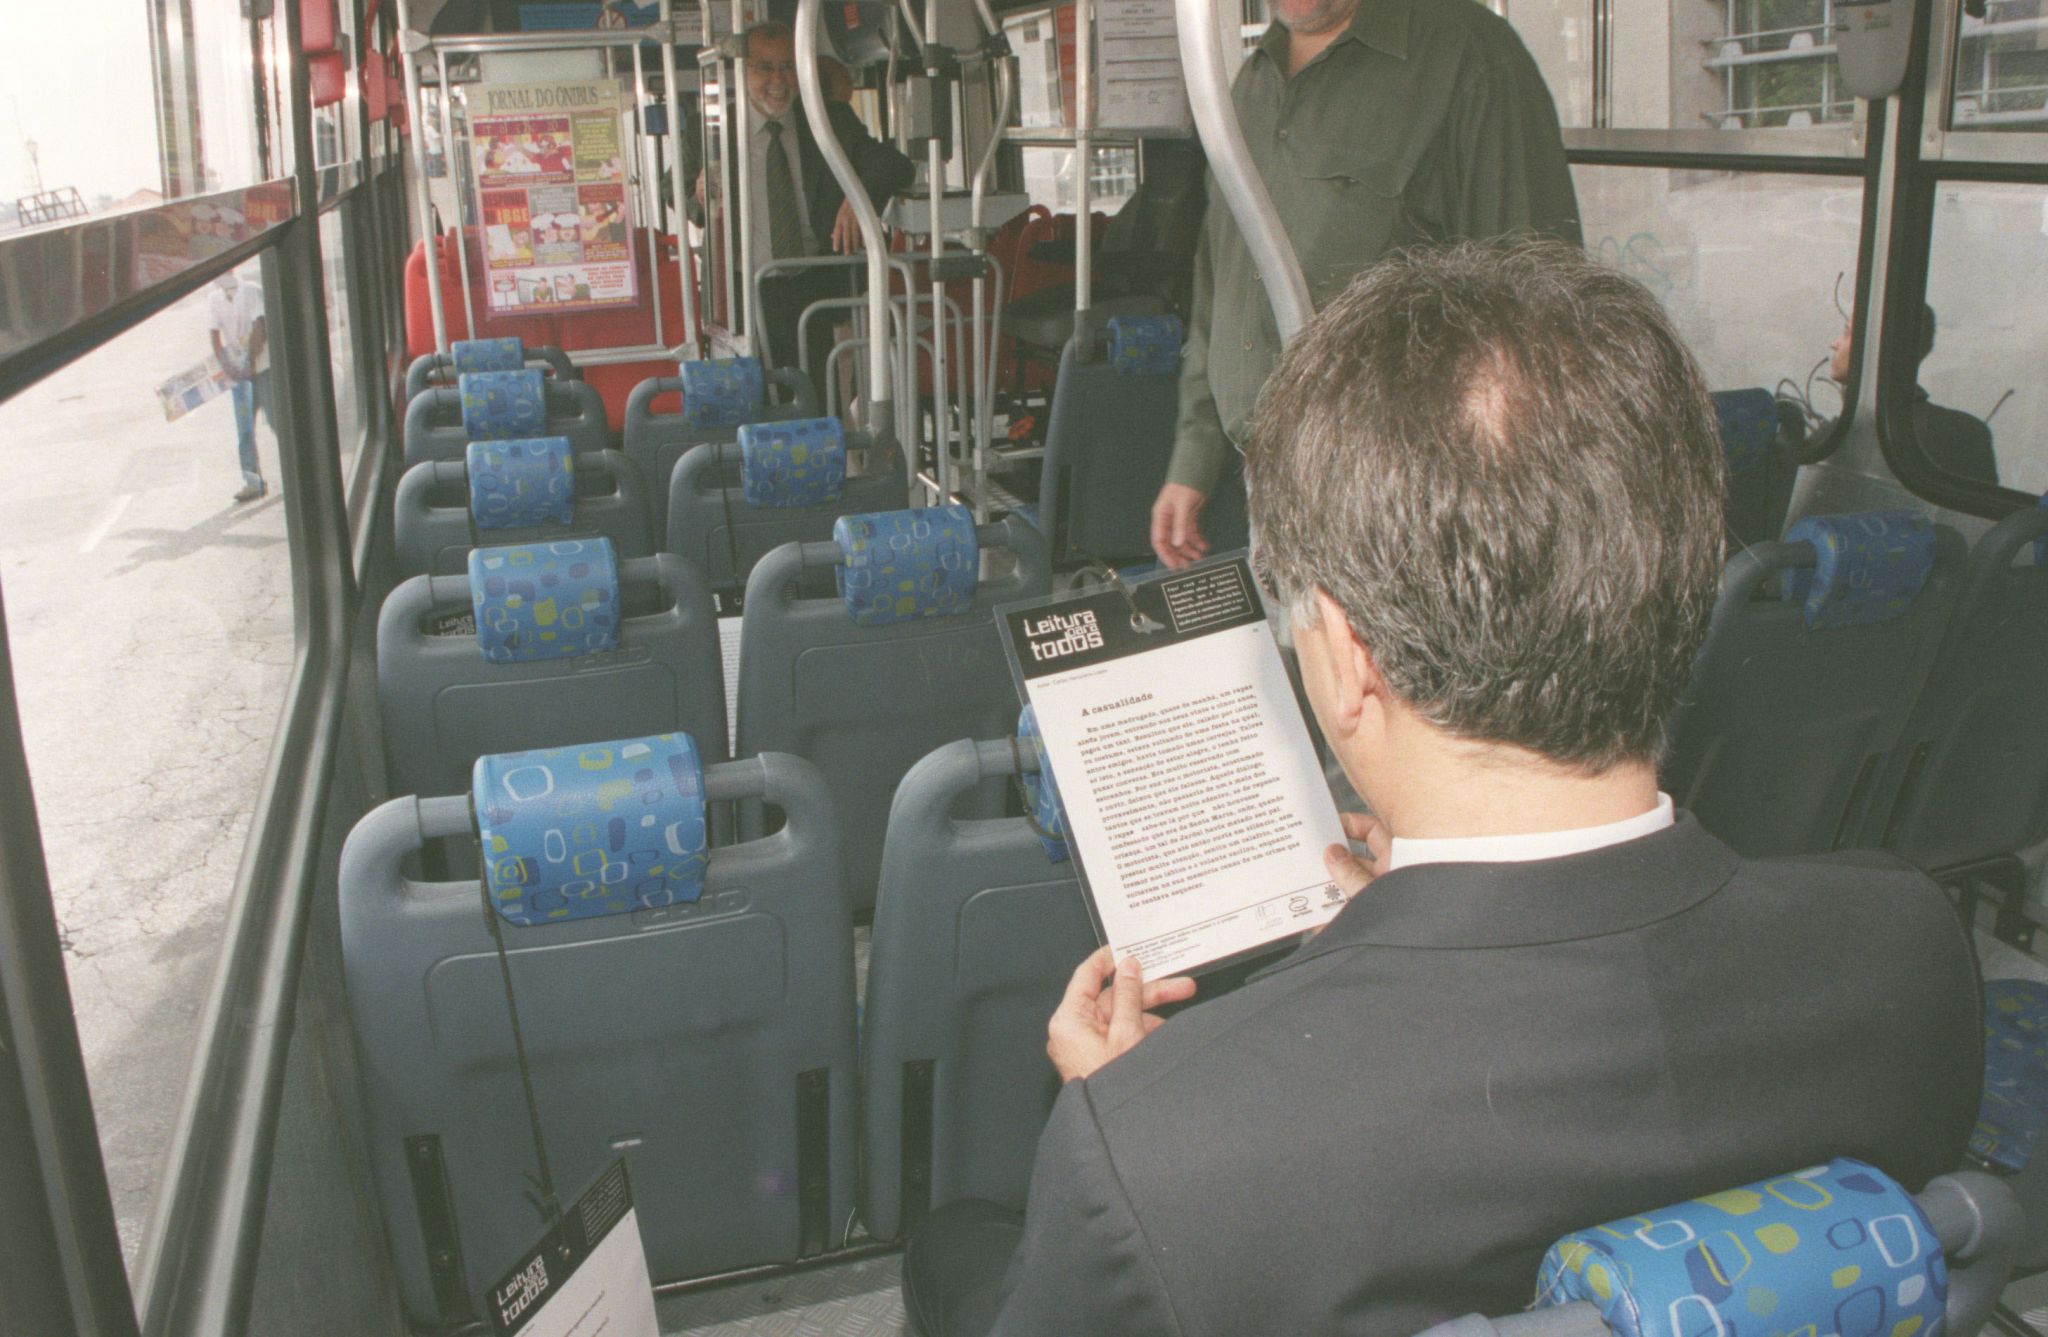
[468,79,639,314]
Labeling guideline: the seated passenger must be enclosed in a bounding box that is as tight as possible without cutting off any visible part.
[1827,303,1998,485]
[901,240,1983,1337]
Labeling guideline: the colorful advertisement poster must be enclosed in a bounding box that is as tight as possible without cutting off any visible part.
[468,79,638,314]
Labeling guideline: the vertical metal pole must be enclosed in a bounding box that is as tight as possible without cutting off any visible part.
[660,0,702,355]
[925,0,952,499]
[1074,0,1093,318]
[966,1,1010,520]
[632,41,668,353]
[0,588,142,1337]
[439,51,480,340]
[734,5,757,349]
[395,0,448,351]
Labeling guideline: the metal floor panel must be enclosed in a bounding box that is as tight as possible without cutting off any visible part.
[658,1255,906,1336]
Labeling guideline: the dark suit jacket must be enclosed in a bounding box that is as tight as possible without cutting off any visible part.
[1913,387,1999,488]
[986,816,1982,1337]
[683,100,914,250]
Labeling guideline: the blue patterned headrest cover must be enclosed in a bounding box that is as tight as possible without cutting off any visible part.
[452,337,525,375]
[473,733,708,926]
[1017,705,1070,864]
[1780,509,1935,630]
[468,537,620,663]
[833,505,980,627]
[680,356,767,429]
[1712,388,1778,476]
[1974,977,2048,1173]
[738,416,847,509]
[1107,314,1184,376]
[460,368,549,442]
[1534,1158,1948,1337]
[466,436,575,531]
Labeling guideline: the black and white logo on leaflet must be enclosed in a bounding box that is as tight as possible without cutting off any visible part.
[1022,608,1106,663]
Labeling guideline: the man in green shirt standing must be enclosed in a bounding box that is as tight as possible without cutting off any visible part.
[1150,0,1581,567]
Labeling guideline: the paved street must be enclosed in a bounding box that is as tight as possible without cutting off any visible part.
[0,284,296,1265]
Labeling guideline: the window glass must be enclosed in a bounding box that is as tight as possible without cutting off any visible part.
[321,208,363,473]
[1952,0,2048,131]
[1503,0,1867,135]
[1575,165,1863,417]
[0,265,295,1260]
[1,0,272,225]
[1017,144,1137,215]
[1920,180,2048,493]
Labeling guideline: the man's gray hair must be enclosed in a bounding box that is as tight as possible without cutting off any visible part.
[1247,239,1725,771]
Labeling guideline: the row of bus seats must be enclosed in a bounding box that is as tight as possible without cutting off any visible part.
[1665,501,2048,875]
[347,506,1051,1323]
[396,338,911,600]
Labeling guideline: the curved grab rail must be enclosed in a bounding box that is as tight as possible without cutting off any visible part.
[1172,0,1313,343]
[796,0,898,450]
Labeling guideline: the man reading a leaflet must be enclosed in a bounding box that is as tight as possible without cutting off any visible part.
[901,240,1980,1337]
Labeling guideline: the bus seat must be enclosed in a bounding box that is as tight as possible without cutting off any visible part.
[392,437,652,578]
[860,723,1090,1242]
[1860,502,2048,871]
[1975,978,2048,1275]
[666,420,909,596]
[623,357,820,536]
[735,509,1051,912]
[1508,1160,2019,1337]
[376,539,728,810]
[552,229,696,432]
[402,231,557,360]
[1713,387,1798,549]
[404,369,610,467]
[403,336,579,401]
[1663,509,1962,858]
[339,743,856,1327]
[1032,319,1248,568]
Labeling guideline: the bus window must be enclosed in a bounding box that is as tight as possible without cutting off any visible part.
[320,209,365,480]
[1572,164,1862,419]
[1919,181,2048,494]
[2,0,276,220]
[1504,0,1872,136]
[1950,0,2048,131]
[0,265,298,1260]
[1016,143,1139,215]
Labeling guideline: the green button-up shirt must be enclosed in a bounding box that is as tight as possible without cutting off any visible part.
[1168,0,1582,492]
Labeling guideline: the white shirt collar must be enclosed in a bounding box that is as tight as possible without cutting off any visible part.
[1383,793,1675,873]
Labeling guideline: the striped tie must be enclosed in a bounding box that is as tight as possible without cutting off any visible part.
[764,120,804,259]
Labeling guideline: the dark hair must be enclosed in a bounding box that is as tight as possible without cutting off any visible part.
[1246,239,1725,771]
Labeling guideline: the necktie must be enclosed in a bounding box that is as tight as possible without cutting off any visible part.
[764,120,805,259]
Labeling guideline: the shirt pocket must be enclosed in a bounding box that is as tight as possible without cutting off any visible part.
[1286,143,1418,303]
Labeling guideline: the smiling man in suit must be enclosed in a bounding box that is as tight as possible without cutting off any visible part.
[689,22,913,383]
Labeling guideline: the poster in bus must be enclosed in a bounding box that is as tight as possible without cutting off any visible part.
[467,78,639,314]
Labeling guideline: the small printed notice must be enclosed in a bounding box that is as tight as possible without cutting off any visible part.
[999,557,1348,977]
[487,1160,658,1337]
[468,79,639,315]
[1095,0,1191,131]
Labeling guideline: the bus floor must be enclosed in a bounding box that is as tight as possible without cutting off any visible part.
[657,1253,905,1336]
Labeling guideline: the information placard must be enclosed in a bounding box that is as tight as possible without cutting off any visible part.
[487,1160,658,1337]
[468,79,639,315]
[999,558,1348,977]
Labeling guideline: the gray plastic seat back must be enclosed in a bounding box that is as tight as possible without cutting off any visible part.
[1037,338,1248,565]
[392,449,653,579]
[1864,506,2048,869]
[338,754,856,1327]
[376,553,728,803]
[861,736,1091,1241]
[403,380,611,467]
[1662,523,1963,857]
[666,438,908,594]
[622,367,818,535]
[404,344,577,400]
[735,516,1051,912]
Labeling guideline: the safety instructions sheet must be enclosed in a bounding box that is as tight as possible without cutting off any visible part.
[487,1159,658,1337]
[999,557,1348,978]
